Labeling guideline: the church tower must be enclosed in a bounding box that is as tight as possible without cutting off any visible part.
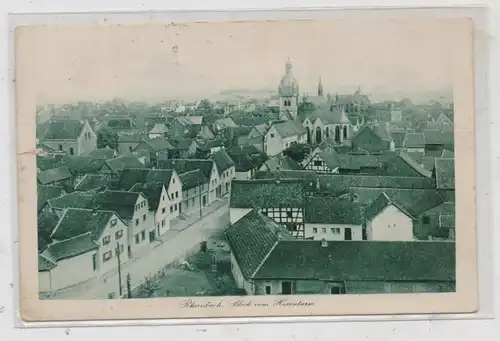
[318,77,324,97]
[278,59,299,120]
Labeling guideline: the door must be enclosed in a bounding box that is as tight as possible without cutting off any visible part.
[281,281,292,295]
[344,227,352,240]
[92,254,98,271]
[149,230,156,242]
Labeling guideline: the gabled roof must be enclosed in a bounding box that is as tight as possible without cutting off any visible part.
[336,153,381,170]
[106,117,136,131]
[64,155,106,174]
[227,144,261,156]
[271,120,307,138]
[398,152,433,178]
[95,190,144,220]
[225,210,294,280]
[303,107,351,125]
[390,131,406,148]
[262,154,301,171]
[139,137,174,151]
[179,169,209,190]
[316,147,340,170]
[129,182,165,211]
[253,240,455,281]
[89,148,115,160]
[404,133,425,148]
[38,254,57,272]
[42,232,99,262]
[435,158,455,190]
[230,179,305,209]
[252,124,269,136]
[74,174,113,192]
[424,131,455,145]
[305,197,364,225]
[170,138,197,150]
[364,192,415,221]
[104,155,145,175]
[36,155,65,171]
[37,166,73,185]
[37,185,65,213]
[118,168,150,191]
[148,123,169,135]
[211,149,236,172]
[47,192,96,211]
[50,208,115,241]
[158,159,215,179]
[41,119,86,140]
[118,131,144,143]
[214,117,238,129]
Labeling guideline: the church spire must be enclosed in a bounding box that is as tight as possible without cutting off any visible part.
[318,77,324,97]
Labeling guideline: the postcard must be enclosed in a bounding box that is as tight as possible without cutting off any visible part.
[15,14,477,322]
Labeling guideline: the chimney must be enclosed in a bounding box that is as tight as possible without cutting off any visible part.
[320,238,328,247]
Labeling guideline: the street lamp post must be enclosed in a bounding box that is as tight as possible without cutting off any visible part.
[115,242,123,297]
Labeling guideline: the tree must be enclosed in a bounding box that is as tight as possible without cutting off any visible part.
[137,276,162,298]
[97,127,119,150]
[283,143,311,164]
[197,99,213,114]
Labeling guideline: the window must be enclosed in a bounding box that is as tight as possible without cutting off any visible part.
[69,147,74,155]
[170,206,173,213]
[192,198,195,205]
[162,207,166,214]
[143,214,146,221]
[313,160,323,166]
[102,235,111,245]
[161,219,165,227]
[329,283,346,295]
[331,228,340,234]
[162,195,165,201]
[135,234,140,244]
[116,244,124,255]
[322,228,326,234]
[287,211,293,218]
[115,230,123,239]
[313,228,318,233]
[175,191,179,198]
[173,178,175,183]
[110,218,117,227]
[422,216,430,224]
[135,218,139,226]
[102,251,112,262]
[58,144,63,151]
[270,133,275,138]
[174,203,178,211]
[129,146,133,152]
[141,230,146,241]
[185,200,189,208]
[265,286,271,295]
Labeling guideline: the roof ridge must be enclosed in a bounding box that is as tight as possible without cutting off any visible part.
[250,240,279,279]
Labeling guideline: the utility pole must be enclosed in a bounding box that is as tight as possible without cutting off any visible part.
[199,178,203,218]
[126,273,132,299]
[116,242,123,297]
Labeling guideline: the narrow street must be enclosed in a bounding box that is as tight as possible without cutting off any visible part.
[47,200,229,300]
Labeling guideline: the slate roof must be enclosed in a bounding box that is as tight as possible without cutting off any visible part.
[64,156,106,175]
[435,158,455,190]
[41,119,85,140]
[104,155,145,175]
[305,197,365,225]
[225,210,294,280]
[230,179,305,209]
[37,166,73,185]
[211,149,236,172]
[50,208,115,240]
[42,232,99,262]
[304,107,351,125]
[158,159,215,179]
[37,185,65,213]
[253,240,455,281]
[272,120,307,138]
[74,174,113,192]
[129,183,165,211]
[94,190,143,220]
[179,169,209,190]
[404,133,425,148]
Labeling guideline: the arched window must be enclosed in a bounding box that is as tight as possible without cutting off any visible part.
[69,147,74,155]
[305,126,311,144]
[335,126,341,142]
[343,126,348,139]
[315,127,322,144]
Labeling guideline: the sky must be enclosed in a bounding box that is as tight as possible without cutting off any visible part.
[24,19,458,104]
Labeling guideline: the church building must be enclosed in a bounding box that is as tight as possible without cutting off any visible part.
[278,59,300,120]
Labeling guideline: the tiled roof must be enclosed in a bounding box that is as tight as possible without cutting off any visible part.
[146,169,175,186]
[179,169,209,190]
[118,131,144,142]
[227,145,261,156]
[272,120,307,138]
[129,183,165,211]
[38,254,57,272]
[252,124,269,136]
[41,119,85,140]
[305,107,351,125]
[404,133,425,148]
[106,118,136,130]
[36,155,65,171]
[225,210,294,280]
[47,192,96,210]
[215,118,238,128]
[390,131,406,148]
[435,158,455,190]
[158,159,215,179]
[37,185,65,213]
[148,123,169,135]
[405,151,424,164]
[364,192,414,221]
[254,240,455,281]
[441,150,454,158]
[305,197,364,225]
[118,168,150,191]
[398,152,433,178]
[262,154,301,171]
[104,155,145,175]
[42,232,99,262]
[50,208,115,240]
[141,137,174,151]
[170,138,196,150]
[74,174,113,192]
[89,148,115,160]
[211,149,236,172]
[64,155,106,174]
[336,153,381,170]
[230,179,305,209]
[95,190,143,220]
[424,131,454,145]
[37,166,73,185]
[316,147,340,170]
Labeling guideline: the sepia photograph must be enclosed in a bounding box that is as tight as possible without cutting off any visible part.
[15,15,477,321]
